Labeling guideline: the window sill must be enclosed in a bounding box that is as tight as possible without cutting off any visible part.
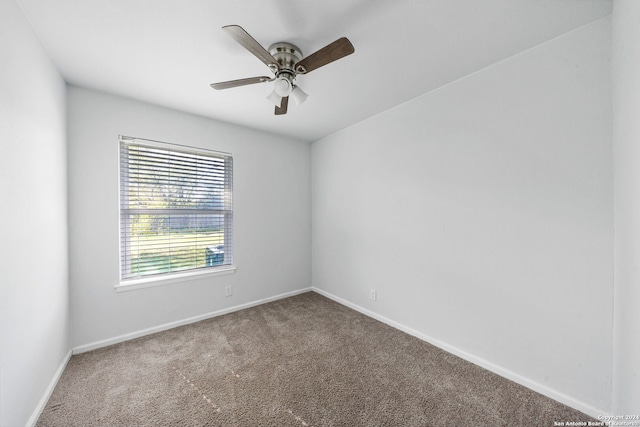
[115,266,236,293]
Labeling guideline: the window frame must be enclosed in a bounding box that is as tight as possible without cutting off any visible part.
[117,136,235,291]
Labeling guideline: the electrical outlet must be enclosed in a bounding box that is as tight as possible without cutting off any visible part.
[225,286,233,297]
[370,289,377,301]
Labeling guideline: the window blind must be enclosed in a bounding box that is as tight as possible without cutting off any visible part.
[119,136,233,280]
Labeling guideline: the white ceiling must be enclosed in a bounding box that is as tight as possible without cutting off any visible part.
[16,0,611,142]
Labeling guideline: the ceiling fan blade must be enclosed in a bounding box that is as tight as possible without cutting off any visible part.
[275,96,289,115]
[223,25,280,71]
[210,76,273,90]
[295,37,354,74]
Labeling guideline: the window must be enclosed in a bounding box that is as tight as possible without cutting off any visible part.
[119,136,233,282]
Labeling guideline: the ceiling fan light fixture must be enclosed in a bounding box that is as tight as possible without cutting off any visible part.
[291,85,308,106]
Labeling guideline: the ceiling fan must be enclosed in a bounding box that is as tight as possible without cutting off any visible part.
[211,25,355,115]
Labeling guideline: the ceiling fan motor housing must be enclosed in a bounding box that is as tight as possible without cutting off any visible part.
[269,42,303,82]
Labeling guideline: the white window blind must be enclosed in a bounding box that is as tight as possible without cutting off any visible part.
[119,136,233,281]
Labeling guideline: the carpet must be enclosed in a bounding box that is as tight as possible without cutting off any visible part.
[36,292,594,426]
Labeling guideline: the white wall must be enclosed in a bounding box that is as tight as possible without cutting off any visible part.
[312,18,612,415]
[0,0,70,426]
[612,0,640,415]
[67,86,311,349]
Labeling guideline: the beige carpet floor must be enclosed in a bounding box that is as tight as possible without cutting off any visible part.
[37,292,595,426]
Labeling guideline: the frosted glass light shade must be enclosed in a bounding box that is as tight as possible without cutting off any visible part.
[291,86,308,106]
[274,77,292,97]
[267,89,282,106]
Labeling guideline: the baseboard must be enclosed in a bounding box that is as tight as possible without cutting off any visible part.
[311,287,609,420]
[73,287,312,355]
[26,348,72,427]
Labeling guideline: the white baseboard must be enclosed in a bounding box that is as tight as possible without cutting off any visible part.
[311,286,609,420]
[27,349,72,427]
[73,287,312,355]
